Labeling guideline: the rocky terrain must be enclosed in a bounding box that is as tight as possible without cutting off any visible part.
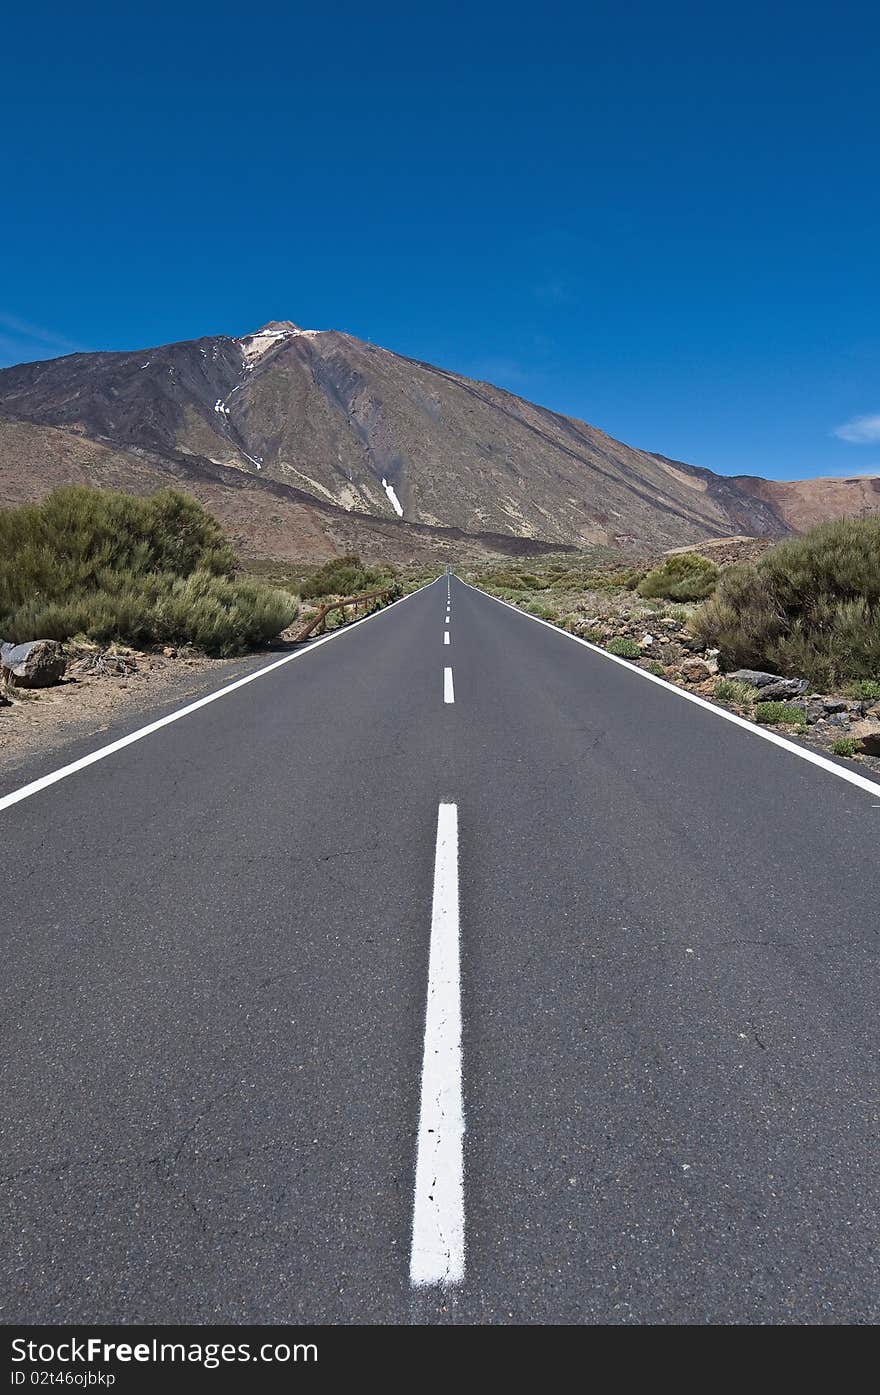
[464,551,880,774]
[3,320,877,564]
[0,639,251,775]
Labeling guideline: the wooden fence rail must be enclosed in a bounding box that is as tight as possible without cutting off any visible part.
[292,587,397,643]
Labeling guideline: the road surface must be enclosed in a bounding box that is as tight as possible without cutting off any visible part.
[2,575,879,1324]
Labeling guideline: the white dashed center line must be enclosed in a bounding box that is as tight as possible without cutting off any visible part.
[444,632,450,645]
[444,667,455,703]
[410,803,464,1287]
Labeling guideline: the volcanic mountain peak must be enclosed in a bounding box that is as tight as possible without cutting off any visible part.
[2,320,880,558]
[237,320,323,364]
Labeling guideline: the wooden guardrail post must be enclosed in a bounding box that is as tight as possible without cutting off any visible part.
[292,586,396,644]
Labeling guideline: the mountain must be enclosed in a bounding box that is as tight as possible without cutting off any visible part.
[1,320,877,559]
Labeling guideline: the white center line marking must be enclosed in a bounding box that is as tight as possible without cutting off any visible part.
[410,802,464,1287]
[444,632,450,645]
[444,667,455,703]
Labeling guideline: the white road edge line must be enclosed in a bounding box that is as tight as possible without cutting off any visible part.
[0,580,439,815]
[410,802,464,1287]
[444,632,450,645]
[444,667,455,703]
[462,579,880,800]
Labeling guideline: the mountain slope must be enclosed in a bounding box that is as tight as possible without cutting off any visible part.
[0,416,570,566]
[1,320,877,554]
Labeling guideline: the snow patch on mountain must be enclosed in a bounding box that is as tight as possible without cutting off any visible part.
[238,322,322,364]
[382,477,404,517]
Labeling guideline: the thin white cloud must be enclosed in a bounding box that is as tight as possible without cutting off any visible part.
[833,413,880,443]
[814,464,880,477]
[0,313,88,369]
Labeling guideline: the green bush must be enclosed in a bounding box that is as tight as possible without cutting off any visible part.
[714,677,756,705]
[831,736,858,757]
[637,553,719,602]
[0,486,298,655]
[693,518,880,689]
[646,660,666,677]
[755,701,807,726]
[844,679,880,700]
[299,553,391,599]
[526,599,558,620]
[606,636,641,658]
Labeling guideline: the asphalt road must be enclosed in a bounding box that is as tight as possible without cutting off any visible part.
[2,575,879,1324]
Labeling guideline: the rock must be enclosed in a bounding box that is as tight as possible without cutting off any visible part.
[680,657,711,682]
[755,677,810,700]
[849,719,880,756]
[822,697,851,713]
[704,647,720,675]
[729,669,789,688]
[659,617,679,628]
[640,633,654,648]
[803,700,829,725]
[726,668,808,699]
[0,639,66,688]
[729,668,808,697]
[162,646,177,658]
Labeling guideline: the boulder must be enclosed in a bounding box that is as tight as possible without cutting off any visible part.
[849,720,880,757]
[804,698,853,725]
[680,656,712,682]
[0,639,66,688]
[827,712,851,728]
[729,669,790,688]
[756,678,810,700]
[727,668,808,699]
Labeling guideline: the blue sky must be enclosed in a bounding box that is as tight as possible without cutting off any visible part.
[2,0,878,481]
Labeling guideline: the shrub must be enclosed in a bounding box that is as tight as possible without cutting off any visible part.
[0,486,298,655]
[606,636,641,658]
[714,677,756,705]
[844,679,880,701]
[526,600,558,620]
[693,517,880,688]
[621,567,647,590]
[637,553,719,602]
[831,736,858,758]
[299,553,391,599]
[755,701,806,726]
[646,661,665,677]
